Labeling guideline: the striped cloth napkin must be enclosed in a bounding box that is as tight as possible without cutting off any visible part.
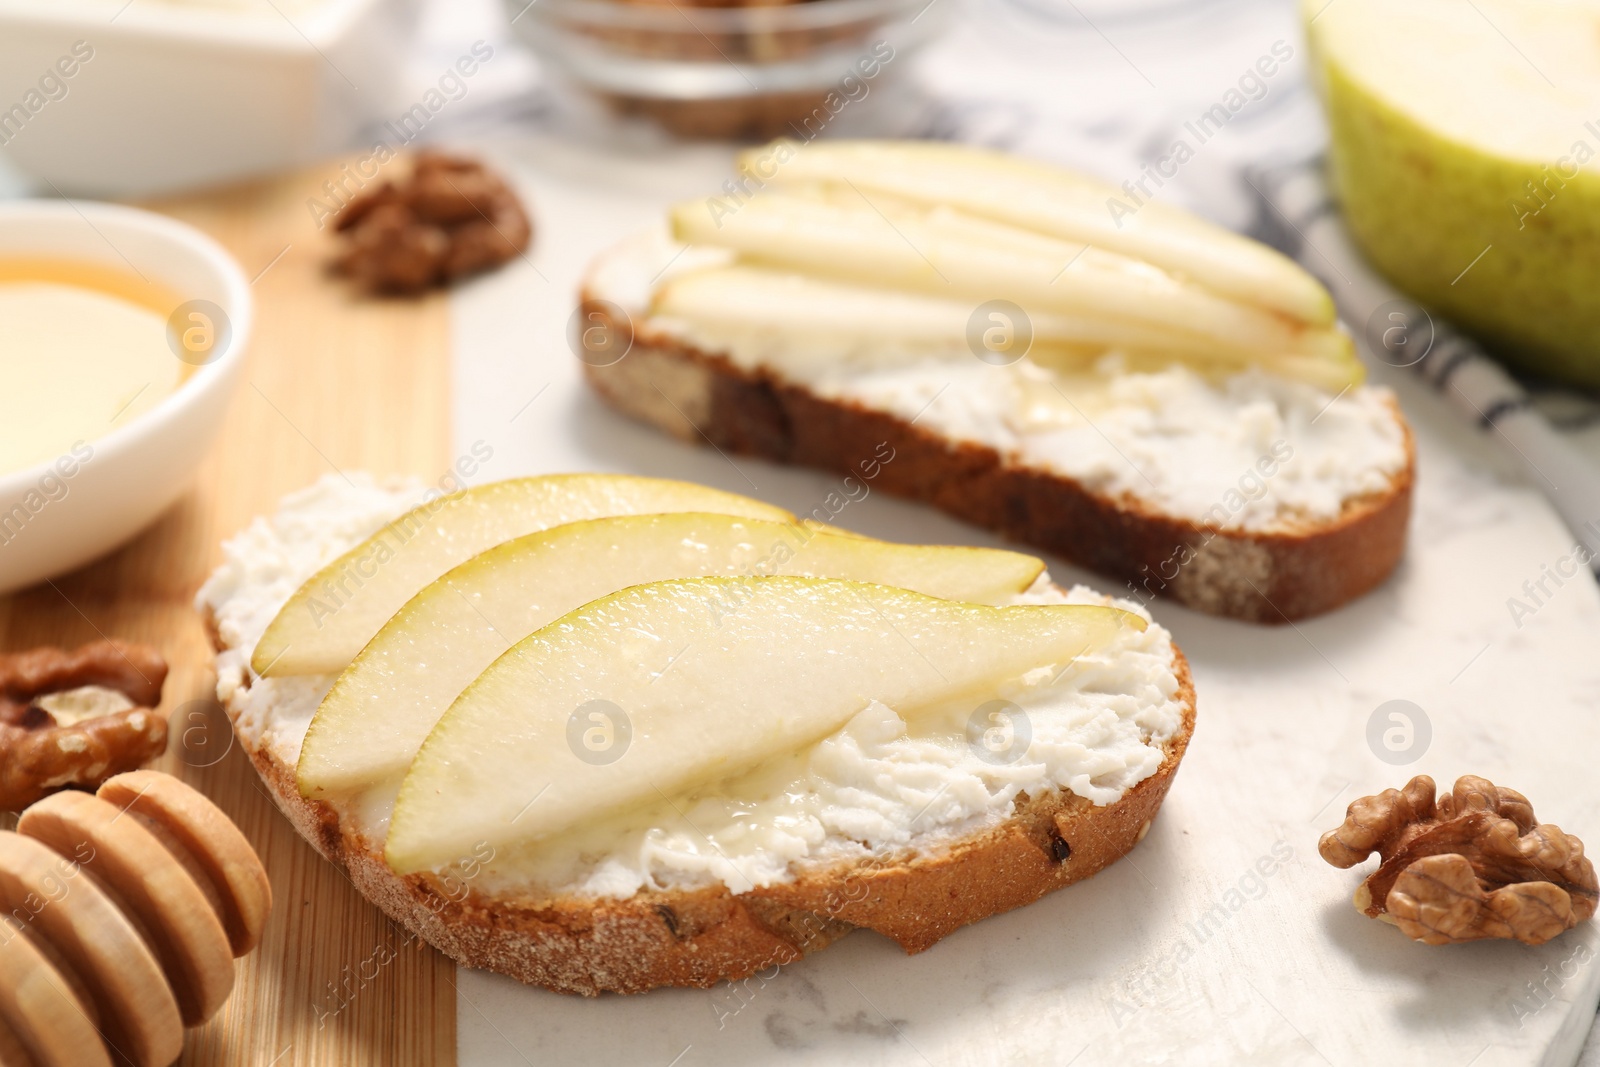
[1248,160,1600,572]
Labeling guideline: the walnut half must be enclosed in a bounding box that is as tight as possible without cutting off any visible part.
[1319,775,1597,945]
[0,641,169,811]
[333,152,532,295]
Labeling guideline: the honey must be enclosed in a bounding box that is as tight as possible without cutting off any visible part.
[0,258,189,476]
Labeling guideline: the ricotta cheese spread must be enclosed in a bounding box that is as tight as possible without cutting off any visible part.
[200,475,1185,898]
[590,230,1410,533]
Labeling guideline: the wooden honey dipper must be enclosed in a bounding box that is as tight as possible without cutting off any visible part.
[0,771,271,1067]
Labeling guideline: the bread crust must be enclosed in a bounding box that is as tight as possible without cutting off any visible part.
[578,297,1415,623]
[209,606,1196,996]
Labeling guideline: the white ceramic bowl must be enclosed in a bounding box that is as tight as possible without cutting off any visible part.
[0,0,420,197]
[0,200,250,595]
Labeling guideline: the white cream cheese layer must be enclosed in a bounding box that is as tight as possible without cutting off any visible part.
[590,230,1409,533]
[200,475,1184,898]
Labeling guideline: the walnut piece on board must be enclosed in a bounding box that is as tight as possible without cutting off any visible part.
[1320,774,1598,945]
[333,152,531,295]
[0,641,168,811]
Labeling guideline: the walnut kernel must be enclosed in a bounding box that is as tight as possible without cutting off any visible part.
[1320,775,1597,945]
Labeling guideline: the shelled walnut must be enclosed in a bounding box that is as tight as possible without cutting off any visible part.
[0,641,169,811]
[333,152,532,295]
[1320,775,1597,945]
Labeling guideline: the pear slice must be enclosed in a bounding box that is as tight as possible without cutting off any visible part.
[737,140,1335,326]
[655,263,1361,385]
[385,576,1141,873]
[670,192,1331,362]
[298,514,1045,798]
[251,475,793,678]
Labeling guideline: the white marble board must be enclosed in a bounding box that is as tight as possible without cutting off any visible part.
[440,132,1600,1067]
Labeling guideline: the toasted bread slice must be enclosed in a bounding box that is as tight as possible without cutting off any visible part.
[578,237,1414,624]
[200,477,1196,996]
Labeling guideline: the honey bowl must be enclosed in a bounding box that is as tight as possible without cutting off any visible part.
[0,201,251,595]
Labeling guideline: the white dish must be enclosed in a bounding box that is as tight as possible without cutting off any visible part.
[0,0,420,196]
[0,200,250,594]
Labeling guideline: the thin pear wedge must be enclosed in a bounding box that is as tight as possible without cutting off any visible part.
[670,193,1325,360]
[736,140,1334,326]
[299,514,1045,798]
[655,264,1361,382]
[251,475,792,678]
[385,576,1142,874]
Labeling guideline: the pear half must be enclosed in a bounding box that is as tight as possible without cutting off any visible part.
[297,513,1045,798]
[385,576,1140,874]
[251,475,792,678]
[1307,0,1600,386]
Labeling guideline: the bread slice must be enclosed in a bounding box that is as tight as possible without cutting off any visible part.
[578,254,1415,625]
[200,481,1196,996]
[213,617,1193,996]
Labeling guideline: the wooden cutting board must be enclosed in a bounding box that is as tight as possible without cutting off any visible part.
[0,162,456,1065]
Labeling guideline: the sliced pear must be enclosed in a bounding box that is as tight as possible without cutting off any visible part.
[655,263,1361,384]
[670,192,1328,361]
[298,514,1045,798]
[385,576,1141,873]
[251,475,793,678]
[737,140,1334,326]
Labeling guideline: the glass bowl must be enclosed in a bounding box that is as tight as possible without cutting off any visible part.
[505,0,943,139]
